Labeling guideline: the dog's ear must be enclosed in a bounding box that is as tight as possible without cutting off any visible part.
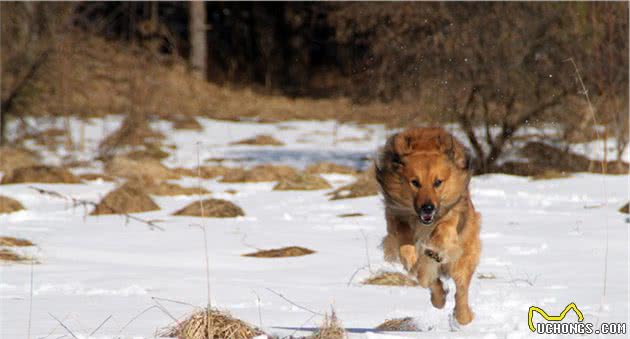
[444,134,470,170]
[385,133,405,170]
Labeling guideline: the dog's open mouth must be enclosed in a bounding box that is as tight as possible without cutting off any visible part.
[419,213,434,225]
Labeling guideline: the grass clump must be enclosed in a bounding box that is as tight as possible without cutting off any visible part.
[173,199,244,218]
[220,164,298,183]
[104,156,179,183]
[1,165,80,184]
[362,271,418,287]
[0,249,32,263]
[79,173,115,182]
[328,173,378,200]
[90,183,160,215]
[273,173,331,191]
[310,310,346,339]
[375,317,419,331]
[161,308,264,339]
[0,236,34,247]
[0,146,39,174]
[243,246,315,258]
[0,195,25,213]
[337,213,364,218]
[305,162,357,175]
[144,182,209,196]
[231,134,284,146]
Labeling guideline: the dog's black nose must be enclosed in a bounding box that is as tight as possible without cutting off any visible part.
[420,203,435,214]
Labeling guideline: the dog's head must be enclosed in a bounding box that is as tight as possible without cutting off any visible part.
[376,128,471,226]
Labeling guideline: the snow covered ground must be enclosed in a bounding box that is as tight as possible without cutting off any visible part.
[1,117,628,338]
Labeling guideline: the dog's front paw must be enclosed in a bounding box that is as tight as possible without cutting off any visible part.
[424,248,443,263]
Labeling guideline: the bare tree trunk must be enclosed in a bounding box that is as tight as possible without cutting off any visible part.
[188,1,207,79]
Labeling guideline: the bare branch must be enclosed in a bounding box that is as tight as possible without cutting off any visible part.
[29,186,165,231]
[265,288,324,316]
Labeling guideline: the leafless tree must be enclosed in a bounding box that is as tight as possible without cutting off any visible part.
[188,1,207,79]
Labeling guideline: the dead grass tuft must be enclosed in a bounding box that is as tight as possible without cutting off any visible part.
[375,317,419,331]
[328,172,378,200]
[173,199,244,218]
[79,173,115,182]
[231,134,284,146]
[0,195,25,213]
[173,166,234,179]
[123,142,170,161]
[220,164,299,183]
[273,173,331,191]
[305,162,357,175]
[243,246,315,258]
[104,156,179,183]
[0,249,32,263]
[531,169,572,180]
[362,271,418,287]
[337,213,364,218]
[161,308,264,339]
[310,310,346,339]
[99,115,164,154]
[0,146,39,174]
[144,182,209,196]
[1,165,80,184]
[619,202,629,214]
[90,183,160,215]
[477,273,497,279]
[0,236,34,247]
[169,115,203,130]
[520,142,629,175]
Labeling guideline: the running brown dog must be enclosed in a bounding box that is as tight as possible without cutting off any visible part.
[375,127,481,325]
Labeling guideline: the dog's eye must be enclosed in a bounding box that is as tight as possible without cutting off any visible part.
[434,179,442,188]
[410,179,421,188]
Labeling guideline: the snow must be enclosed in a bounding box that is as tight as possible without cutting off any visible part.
[1,118,628,338]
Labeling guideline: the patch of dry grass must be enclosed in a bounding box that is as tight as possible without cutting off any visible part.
[0,146,39,175]
[99,115,164,153]
[0,249,31,263]
[273,173,331,191]
[1,165,80,184]
[243,246,315,258]
[169,115,203,130]
[337,213,364,218]
[231,134,284,146]
[79,173,115,182]
[90,183,160,215]
[375,317,419,331]
[531,169,572,180]
[310,310,346,339]
[124,143,170,161]
[477,273,497,279]
[173,199,244,218]
[161,308,264,339]
[0,195,25,213]
[328,173,378,200]
[173,166,234,179]
[143,182,209,196]
[362,271,418,287]
[220,164,298,183]
[104,156,179,183]
[0,236,34,247]
[305,162,357,175]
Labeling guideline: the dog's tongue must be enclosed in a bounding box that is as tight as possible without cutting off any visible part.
[421,214,433,223]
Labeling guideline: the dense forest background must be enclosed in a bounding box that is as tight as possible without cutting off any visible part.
[1,1,628,172]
